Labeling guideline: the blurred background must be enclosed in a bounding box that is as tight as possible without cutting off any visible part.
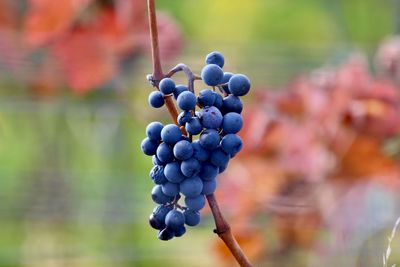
[0,0,399,266]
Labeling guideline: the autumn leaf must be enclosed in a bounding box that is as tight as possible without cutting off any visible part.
[24,0,93,46]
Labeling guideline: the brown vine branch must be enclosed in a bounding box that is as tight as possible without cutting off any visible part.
[147,0,180,126]
[146,1,253,266]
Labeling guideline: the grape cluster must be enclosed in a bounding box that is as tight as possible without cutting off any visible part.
[142,51,250,240]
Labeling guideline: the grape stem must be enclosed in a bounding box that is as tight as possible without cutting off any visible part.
[165,63,201,93]
[146,1,253,266]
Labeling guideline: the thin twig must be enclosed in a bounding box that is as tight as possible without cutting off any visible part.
[165,63,201,93]
[146,1,253,266]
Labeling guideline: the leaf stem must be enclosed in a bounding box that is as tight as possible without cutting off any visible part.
[146,1,253,266]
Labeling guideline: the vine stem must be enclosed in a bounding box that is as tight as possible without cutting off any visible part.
[146,1,253,266]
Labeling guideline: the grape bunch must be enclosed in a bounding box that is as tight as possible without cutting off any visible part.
[141,51,250,240]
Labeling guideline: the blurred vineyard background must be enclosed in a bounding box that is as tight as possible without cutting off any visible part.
[0,0,399,266]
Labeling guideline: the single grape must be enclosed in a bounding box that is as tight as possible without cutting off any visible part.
[165,209,185,231]
[161,124,182,145]
[199,162,219,181]
[158,227,174,241]
[151,185,173,204]
[149,213,164,230]
[184,209,201,226]
[221,134,243,156]
[221,72,234,94]
[205,51,225,68]
[141,137,159,156]
[228,74,250,96]
[174,225,186,237]
[153,205,172,223]
[198,106,223,129]
[185,195,206,211]
[181,157,201,177]
[164,161,186,183]
[159,78,176,95]
[185,117,202,135]
[219,164,228,174]
[177,91,197,111]
[146,122,164,141]
[162,182,180,197]
[174,84,188,99]
[148,91,165,108]
[213,92,223,109]
[180,176,203,197]
[199,129,220,150]
[156,142,174,164]
[222,112,243,134]
[177,111,192,126]
[192,141,210,162]
[201,178,217,195]
[197,89,216,107]
[150,205,172,229]
[173,140,193,161]
[210,148,230,167]
[152,155,164,166]
[201,64,224,86]
[222,95,243,114]
[150,165,168,184]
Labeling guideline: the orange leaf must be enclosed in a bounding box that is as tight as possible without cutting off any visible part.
[24,0,93,46]
[52,27,115,94]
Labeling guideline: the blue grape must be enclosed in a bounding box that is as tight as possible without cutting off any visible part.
[158,227,175,241]
[205,51,225,68]
[159,78,176,95]
[221,72,233,94]
[177,111,192,126]
[185,117,202,135]
[180,176,203,197]
[222,95,243,114]
[151,185,173,204]
[146,122,164,141]
[164,161,186,183]
[181,157,201,177]
[222,112,243,134]
[165,209,185,231]
[150,165,168,184]
[177,91,197,111]
[228,74,250,96]
[161,182,180,197]
[148,91,165,108]
[152,155,164,166]
[201,64,224,86]
[185,195,206,211]
[202,178,217,195]
[174,225,186,237]
[221,134,243,156]
[184,209,201,226]
[219,164,227,173]
[197,89,216,107]
[199,162,219,181]
[198,106,223,129]
[141,137,159,156]
[199,129,220,150]
[174,84,188,99]
[173,140,193,161]
[156,142,174,163]
[192,141,210,162]
[210,148,230,167]
[161,124,182,145]
[213,92,223,109]
[149,213,164,230]
[150,205,172,230]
